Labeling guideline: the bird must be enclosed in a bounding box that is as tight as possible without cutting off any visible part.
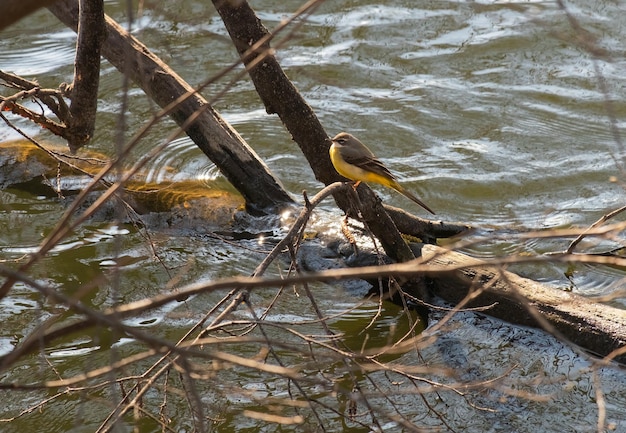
[329,132,435,214]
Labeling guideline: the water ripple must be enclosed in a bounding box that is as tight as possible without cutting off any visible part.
[144,136,218,184]
[0,26,76,76]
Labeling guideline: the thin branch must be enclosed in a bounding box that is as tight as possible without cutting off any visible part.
[565,205,626,253]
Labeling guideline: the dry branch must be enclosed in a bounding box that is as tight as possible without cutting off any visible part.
[4,240,626,366]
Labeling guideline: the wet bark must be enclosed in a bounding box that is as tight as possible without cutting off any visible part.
[386,206,470,244]
[48,0,293,213]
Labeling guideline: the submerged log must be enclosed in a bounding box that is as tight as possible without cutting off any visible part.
[419,244,626,364]
[0,139,244,227]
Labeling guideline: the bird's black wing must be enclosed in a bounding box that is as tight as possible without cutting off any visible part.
[340,146,397,180]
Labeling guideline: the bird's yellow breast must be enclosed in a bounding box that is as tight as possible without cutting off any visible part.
[329,144,394,187]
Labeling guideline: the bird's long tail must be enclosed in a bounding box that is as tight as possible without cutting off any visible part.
[392,182,435,215]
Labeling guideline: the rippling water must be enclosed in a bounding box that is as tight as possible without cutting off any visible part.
[1,0,626,431]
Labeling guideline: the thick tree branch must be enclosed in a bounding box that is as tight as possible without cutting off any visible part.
[65,0,105,152]
[48,0,293,212]
[420,244,626,363]
[212,0,439,264]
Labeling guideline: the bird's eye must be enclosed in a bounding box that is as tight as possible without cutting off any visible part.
[337,138,346,144]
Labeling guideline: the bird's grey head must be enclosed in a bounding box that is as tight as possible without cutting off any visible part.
[331,132,353,146]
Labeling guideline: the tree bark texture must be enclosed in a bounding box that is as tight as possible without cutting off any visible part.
[420,244,626,363]
[48,0,293,213]
[66,0,104,152]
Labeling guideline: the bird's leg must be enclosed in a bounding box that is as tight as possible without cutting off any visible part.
[346,181,364,221]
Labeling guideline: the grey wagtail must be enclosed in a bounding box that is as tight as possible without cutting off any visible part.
[329,132,435,214]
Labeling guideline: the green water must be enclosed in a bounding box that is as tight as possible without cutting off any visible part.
[1,0,626,431]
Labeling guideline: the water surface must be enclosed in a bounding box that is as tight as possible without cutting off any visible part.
[1,0,626,431]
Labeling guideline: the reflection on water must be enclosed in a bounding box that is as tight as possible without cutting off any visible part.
[332,301,425,359]
[1,0,626,431]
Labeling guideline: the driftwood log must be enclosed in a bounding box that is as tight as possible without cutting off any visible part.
[48,0,293,213]
[420,244,626,364]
